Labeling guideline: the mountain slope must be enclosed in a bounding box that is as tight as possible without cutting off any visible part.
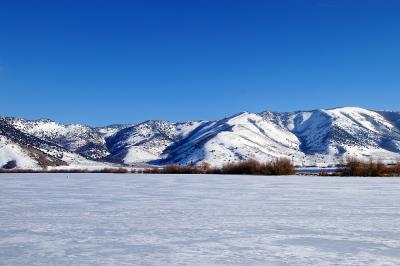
[7,118,114,159]
[0,118,112,169]
[158,112,302,166]
[160,107,400,166]
[0,135,41,169]
[1,107,400,169]
[105,120,205,164]
[260,107,400,164]
[0,118,68,168]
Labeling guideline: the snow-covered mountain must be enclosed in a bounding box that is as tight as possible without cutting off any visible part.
[0,118,106,169]
[259,107,400,165]
[156,112,303,166]
[1,107,400,169]
[105,120,205,165]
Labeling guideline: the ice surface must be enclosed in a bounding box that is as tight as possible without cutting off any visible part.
[1,174,400,265]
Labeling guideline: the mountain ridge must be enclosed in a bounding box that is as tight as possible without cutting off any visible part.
[1,107,400,169]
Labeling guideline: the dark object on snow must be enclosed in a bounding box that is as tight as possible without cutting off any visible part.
[2,160,17,169]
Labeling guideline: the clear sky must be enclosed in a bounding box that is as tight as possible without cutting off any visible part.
[1,0,399,126]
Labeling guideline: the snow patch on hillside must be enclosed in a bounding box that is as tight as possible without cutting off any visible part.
[0,136,38,168]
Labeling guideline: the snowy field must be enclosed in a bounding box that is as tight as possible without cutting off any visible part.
[1,174,400,265]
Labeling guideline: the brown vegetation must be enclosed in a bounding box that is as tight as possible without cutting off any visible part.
[1,158,295,176]
[3,158,399,177]
[139,162,216,174]
[140,158,295,176]
[220,158,295,175]
[339,157,400,177]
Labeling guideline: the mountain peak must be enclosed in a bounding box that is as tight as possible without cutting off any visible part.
[2,107,400,169]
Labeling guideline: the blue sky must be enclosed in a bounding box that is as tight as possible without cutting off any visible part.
[1,0,399,126]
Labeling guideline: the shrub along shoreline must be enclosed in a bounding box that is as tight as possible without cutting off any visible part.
[1,158,399,176]
[336,158,400,177]
[0,158,295,175]
[141,158,295,175]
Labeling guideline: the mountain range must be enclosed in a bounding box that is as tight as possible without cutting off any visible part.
[1,107,400,169]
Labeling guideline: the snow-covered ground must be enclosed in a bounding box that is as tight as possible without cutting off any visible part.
[1,174,400,265]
